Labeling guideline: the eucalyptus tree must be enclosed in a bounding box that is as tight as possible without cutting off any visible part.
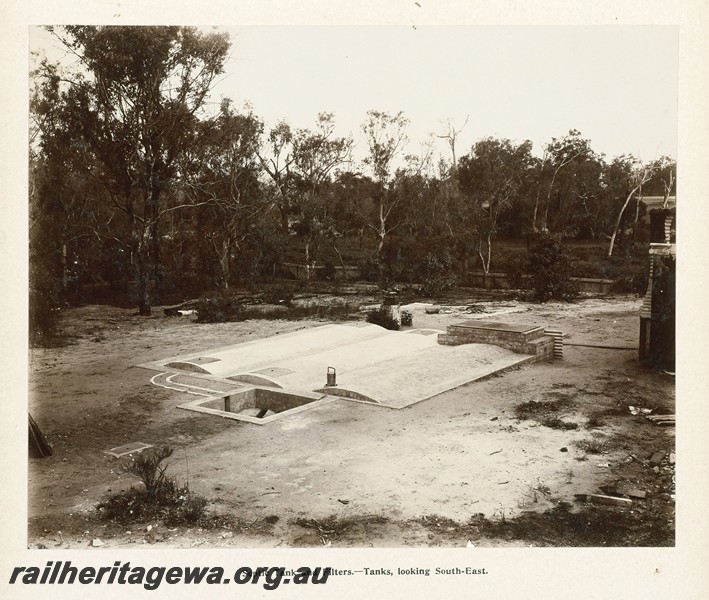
[457,137,534,285]
[605,155,677,257]
[532,129,592,234]
[360,110,409,275]
[547,149,607,238]
[33,26,230,313]
[258,120,297,234]
[184,100,266,288]
[289,113,353,280]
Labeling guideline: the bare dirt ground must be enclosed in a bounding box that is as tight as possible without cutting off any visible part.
[28,295,675,548]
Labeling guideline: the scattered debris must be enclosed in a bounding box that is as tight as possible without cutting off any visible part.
[163,300,199,317]
[90,538,105,547]
[628,406,653,416]
[630,454,650,467]
[105,442,153,459]
[650,451,665,466]
[646,414,675,426]
[560,447,568,452]
[599,485,647,500]
[425,307,440,314]
[464,305,485,314]
[574,494,633,507]
[489,449,503,456]
[337,499,350,505]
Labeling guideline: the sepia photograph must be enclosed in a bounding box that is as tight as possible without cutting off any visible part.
[3,2,708,597]
[26,23,677,550]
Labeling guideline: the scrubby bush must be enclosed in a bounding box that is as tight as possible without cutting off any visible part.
[319,261,337,281]
[417,250,459,296]
[505,254,530,290]
[261,283,300,306]
[194,292,243,323]
[357,257,380,283]
[400,310,413,327]
[97,446,209,526]
[526,234,578,302]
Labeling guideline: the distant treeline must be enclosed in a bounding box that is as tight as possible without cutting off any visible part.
[30,26,675,315]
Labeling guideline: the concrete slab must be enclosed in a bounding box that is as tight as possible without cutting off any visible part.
[141,323,537,411]
[315,344,533,408]
[144,323,389,377]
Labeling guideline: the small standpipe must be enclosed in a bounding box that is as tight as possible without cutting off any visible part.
[325,366,337,387]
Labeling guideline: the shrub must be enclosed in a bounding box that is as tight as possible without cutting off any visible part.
[505,254,529,290]
[526,234,578,302]
[97,446,209,526]
[194,292,243,323]
[419,271,460,297]
[357,257,380,283]
[365,307,400,330]
[129,446,174,494]
[400,310,413,327]
[261,283,300,306]
[319,261,337,281]
[417,250,459,296]
[573,438,609,455]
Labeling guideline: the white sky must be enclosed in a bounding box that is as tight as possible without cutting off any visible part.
[31,25,678,166]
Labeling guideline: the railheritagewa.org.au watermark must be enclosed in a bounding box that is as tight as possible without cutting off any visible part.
[8,561,332,590]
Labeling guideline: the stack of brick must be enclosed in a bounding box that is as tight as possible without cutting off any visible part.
[544,328,564,359]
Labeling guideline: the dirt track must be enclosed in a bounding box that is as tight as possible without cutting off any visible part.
[28,296,675,548]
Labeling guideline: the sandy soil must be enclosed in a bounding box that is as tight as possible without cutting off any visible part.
[28,295,675,548]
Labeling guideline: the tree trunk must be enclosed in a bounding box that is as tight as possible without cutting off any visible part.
[280,206,290,234]
[608,185,642,258]
[540,188,553,234]
[377,202,387,282]
[136,241,152,316]
[304,238,311,283]
[331,240,346,268]
[62,244,69,291]
[219,240,230,289]
[131,205,153,316]
[540,162,565,233]
[478,235,492,289]
[149,174,161,306]
[532,186,541,233]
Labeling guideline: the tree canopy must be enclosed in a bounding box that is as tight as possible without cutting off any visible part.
[30,25,676,322]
